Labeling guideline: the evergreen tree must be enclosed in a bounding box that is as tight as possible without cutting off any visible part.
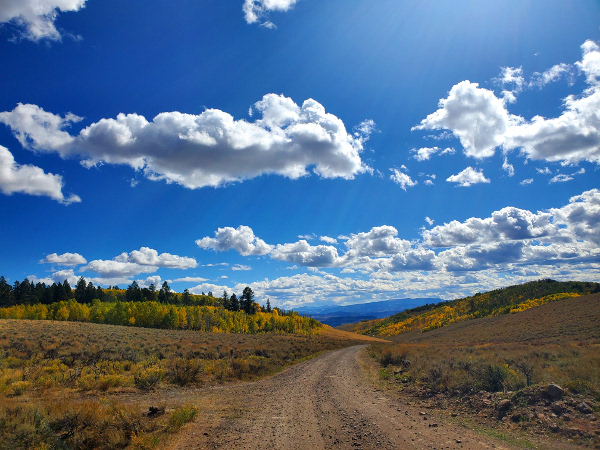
[230,293,240,311]
[0,276,13,307]
[74,277,87,303]
[222,290,230,310]
[158,281,171,304]
[241,286,255,314]
[265,298,272,313]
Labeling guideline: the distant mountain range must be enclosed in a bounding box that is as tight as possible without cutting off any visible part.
[294,298,440,327]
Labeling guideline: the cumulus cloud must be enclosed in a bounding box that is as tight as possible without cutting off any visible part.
[413,81,516,158]
[423,206,556,248]
[425,217,434,226]
[446,167,490,187]
[0,145,80,204]
[243,0,298,27]
[0,0,86,41]
[232,264,252,271]
[271,240,343,267]
[390,168,417,191]
[0,95,373,189]
[83,247,196,278]
[41,252,86,266]
[193,190,599,284]
[344,226,411,258]
[414,40,600,166]
[196,225,272,256]
[122,247,197,269]
[550,188,600,245]
[520,178,534,185]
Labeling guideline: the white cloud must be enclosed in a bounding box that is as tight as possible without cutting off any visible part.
[422,206,556,248]
[502,156,515,177]
[171,276,208,283]
[232,264,252,271]
[536,167,552,175]
[425,217,434,226]
[345,226,411,258]
[411,146,454,161]
[549,168,585,184]
[413,81,516,158]
[0,95,372,189]
[549,173,573,183]
[83,260,157,278]
[390,168,417,191]
[446,167,490,187]
[494,66,525,101]
[50,269,79,285]
[0,145,80,204]
[298,233,316,240]
[271,240,343,267]
[137,275,162,288]
[576,40,600,86]
[0,0,86,41]
[550,189,600,245]
[413,40,600,166]
[243,0,298,26]
[320,236,337,244]
[196,225,272,256]
[83,247,196,277]
[530,63,575,88]
[41,252,86,266]
[124,247,197,269]
[520,178,534,185]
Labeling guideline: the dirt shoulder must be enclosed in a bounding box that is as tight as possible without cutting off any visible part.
[167,345,578,449]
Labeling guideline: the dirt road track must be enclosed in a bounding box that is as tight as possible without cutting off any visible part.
[170,346,525,449]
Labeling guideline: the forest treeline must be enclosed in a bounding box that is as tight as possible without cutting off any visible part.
[0,276,320,334]
[346,279,600,337]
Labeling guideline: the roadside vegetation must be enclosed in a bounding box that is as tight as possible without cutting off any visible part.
[366,292,600,448]
[0,320,370,449]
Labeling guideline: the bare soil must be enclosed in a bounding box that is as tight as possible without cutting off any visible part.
[167,345,580,449]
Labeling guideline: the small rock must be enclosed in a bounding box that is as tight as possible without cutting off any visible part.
[497,399,512,412]
[429,423,438,427]
[576,402,593,414]
[549,423,560,432]
[545,384,564,399]
[551,401,566,414]
[419,411,427,416]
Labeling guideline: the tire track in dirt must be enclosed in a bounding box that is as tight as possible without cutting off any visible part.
[171,345,523,449]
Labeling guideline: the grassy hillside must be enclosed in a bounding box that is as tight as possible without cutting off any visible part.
[367,293,600,448]
[343,279,600,337]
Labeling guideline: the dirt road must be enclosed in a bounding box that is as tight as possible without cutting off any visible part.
[170,346,527,449]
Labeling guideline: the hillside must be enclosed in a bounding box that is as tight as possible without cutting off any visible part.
[389,292,600,345]
[342,279,600,337]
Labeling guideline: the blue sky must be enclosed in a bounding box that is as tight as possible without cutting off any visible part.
[0,0,599,308]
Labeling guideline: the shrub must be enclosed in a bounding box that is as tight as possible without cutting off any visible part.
[166,358,202,386]
[482,364,508,392]
[134,366,165,390]
[167,404,198,431]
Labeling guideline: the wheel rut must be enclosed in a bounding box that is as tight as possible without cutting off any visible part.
[171,345,521,449]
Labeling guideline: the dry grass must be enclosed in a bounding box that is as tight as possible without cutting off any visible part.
[366,294,600,447]
[0,320,373,449]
